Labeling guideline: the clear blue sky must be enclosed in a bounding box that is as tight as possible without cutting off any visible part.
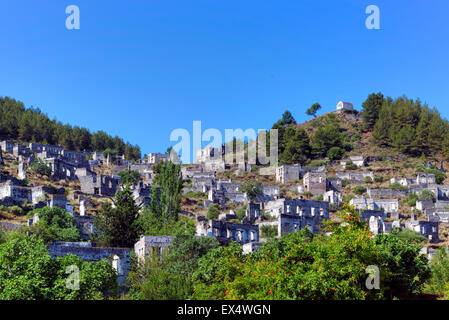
[1,0,448,162]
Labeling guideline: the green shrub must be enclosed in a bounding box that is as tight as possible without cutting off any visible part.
[353,185,367,195]
[364,176,373,184]
[345,161,358,170]
[260,225,278,239]
[30,158,52,177]
[327,147,345,161]
[388,183,408,191]
[374,175,384,183]
[419,190,435,202]
[206,203,220,220]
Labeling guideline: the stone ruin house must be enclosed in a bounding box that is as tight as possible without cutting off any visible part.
[406,214,439,243]
[323,190,342,206]
[196,217,259,246]
[416,199,434,211]
[303,172,326,196]
[327,177,343,192]
[191,172,216,193]
[367,188,408,199]
[276,164,302,184]
[0,141,14,154]
[360,210,386,235]
[340,155,366,168]
[47,243,131,284]
[350,197,398,215]
[335,171,374,184]
[146,153,170,164]
[258,198,330,237]
[416,173,436,185]
[134,236,174,262]
[390,177,416,186]
[79,173,120,196]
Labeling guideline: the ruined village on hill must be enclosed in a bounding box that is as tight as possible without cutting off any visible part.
[1,100,449,288]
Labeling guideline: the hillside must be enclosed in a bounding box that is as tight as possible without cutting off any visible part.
[0,96,141,160]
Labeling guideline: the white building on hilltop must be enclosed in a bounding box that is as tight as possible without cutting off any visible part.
[336,101,354,112]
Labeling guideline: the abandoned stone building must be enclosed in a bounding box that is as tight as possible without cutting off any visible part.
[390,177,416,186]
[323,190,342,206]
[79,174,120,196]
[192,173,216,192]
[406,216,439,243]
[416,199,434,211]
[359,210,386,235]
[146,153,170,164]
[203,159,227,172]
[47,243,131,284]
[0,140,14,154]
[131,183,152,206]
[134,235,174,262]
[426,209,449,224]
[327,177,343,192]
[340,155,366,168]
[253,185,281,203]
[335,171,374,184]
[367,188,408,199]
[303,172,327,196]
[46,194,69,209]
[258,202,329,237]
[350,197,399,215]
[416,173,436,185]
[44,157,78,180]
[195,145,223,164]
[262,198,329,221]
[276,164,302,184]
[196,217,259,246]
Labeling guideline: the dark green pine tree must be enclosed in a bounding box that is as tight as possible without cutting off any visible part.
[93,184,141,247]
[361,92,385,129]
[416,106,432,154]
[280,128,311,165]
[372,103,392,146]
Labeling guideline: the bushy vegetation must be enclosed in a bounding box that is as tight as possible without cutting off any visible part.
[190,206,430,300]
[27,206,80,244]
[0,235,117,299]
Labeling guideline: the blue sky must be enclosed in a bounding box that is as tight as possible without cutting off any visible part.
[0,0,448,162]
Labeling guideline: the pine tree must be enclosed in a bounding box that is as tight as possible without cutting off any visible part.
[372,103,392,146]
[93,185,141,247]
[416,106,432,154]
[361,92,385,129]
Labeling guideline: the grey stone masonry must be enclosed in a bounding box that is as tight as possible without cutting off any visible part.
[276,164,303,184]
[336,171,374,184]
[367,188,408,199]
[303,172,326,196]
[196,218,259,246]
[79,173,120,196]
[134,235,174,262]
[48,244,131,283]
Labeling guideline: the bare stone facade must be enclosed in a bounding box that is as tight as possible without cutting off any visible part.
[350,197,398,214]
[303,172,326,196]
[47,244,131,283]
[134,235,174,262]
[335,171,374,184]
[79,174,120,196]
[196,218,259,246]
[276,164,302,184]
